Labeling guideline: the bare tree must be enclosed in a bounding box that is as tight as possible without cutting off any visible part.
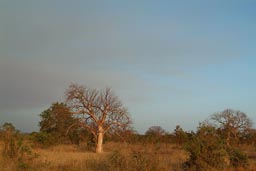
[65,84,131,153]
[211,109,253,146]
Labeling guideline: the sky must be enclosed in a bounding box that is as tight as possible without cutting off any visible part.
[1,0,256,133]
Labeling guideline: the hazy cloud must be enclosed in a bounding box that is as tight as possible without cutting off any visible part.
[1,1,256,132]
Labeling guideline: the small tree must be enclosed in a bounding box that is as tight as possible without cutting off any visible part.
[65,84,131,153]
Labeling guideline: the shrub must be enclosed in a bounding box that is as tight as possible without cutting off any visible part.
[1,123,39,170]
[184,124,249,170]
[107,151,129,171]
[228,148,248,168]
[30,132,56,147]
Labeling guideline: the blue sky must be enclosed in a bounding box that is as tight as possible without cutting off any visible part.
[1,0,256,133]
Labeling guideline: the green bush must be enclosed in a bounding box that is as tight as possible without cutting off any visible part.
[30,132,56,147]
[184,124,249,171]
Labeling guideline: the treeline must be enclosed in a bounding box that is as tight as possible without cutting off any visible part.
[30,103,256,148]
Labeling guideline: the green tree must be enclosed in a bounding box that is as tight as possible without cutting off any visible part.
[39,102,80,144]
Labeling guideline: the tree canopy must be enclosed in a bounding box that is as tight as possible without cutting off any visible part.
[210,109,253,146]
[39,102,80,144]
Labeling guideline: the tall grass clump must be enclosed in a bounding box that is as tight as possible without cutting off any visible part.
[87,143,188,171]
[88,150,161,171]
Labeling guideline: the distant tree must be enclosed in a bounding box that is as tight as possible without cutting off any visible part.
[39,102,81,144]
[145,126,166,143]
[65,84,131,153]
[145,126,166,137]
[210,109,253,146]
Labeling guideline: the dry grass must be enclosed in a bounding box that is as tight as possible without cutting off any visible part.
[103,142,189,170]
[0,141,188,171]
[1,141,256,171]
[0,141,102,171]
[34,147,101,166]
[31,142,188,171]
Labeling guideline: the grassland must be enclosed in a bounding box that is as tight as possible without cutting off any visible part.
[1,141,256,171]
[0,141,188,171]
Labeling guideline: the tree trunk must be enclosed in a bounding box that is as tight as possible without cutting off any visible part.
[96,126,104,153]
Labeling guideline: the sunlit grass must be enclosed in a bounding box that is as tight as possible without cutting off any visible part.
[0,141,256,171]
[0,141,188,171]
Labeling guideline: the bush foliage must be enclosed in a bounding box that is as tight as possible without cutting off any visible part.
[184,123,249,171]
